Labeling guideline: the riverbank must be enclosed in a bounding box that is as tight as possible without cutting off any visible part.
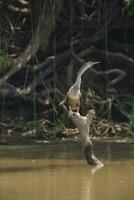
[0,134,133,145]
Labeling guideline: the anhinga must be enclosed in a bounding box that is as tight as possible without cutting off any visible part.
[60,61,100,113]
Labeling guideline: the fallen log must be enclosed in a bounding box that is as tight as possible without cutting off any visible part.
[69,109,103,166]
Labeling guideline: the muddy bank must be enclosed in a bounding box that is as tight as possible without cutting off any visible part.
[0,134,133,145]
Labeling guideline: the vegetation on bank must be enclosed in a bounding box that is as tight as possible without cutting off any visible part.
[1,0,134,141]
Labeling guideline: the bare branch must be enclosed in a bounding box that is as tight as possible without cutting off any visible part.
[70,109,103,165]
[0,1,59,85]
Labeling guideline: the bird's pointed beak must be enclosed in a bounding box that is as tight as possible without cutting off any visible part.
[93,61,100,65]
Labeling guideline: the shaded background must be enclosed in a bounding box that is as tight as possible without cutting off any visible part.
[0,0,134,140]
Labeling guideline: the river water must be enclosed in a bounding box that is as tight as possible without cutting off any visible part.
[0,141,134,200]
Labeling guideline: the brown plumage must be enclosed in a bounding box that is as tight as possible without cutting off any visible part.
[60,61,100,112]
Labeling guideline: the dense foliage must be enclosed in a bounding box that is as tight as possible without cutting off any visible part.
[0,0,134,140]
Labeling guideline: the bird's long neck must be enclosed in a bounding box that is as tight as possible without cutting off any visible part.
[77,64,90,77]
[74,76,81,88]
[74,61,99,89]
[74,63,91,88]
[77,62,94,78]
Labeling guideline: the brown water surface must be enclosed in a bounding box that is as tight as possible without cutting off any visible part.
[0,142,134,200]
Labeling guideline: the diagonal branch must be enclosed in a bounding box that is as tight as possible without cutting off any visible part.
[0,1,60,85]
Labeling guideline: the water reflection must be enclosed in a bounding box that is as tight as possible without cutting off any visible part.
[0,142,134,200]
